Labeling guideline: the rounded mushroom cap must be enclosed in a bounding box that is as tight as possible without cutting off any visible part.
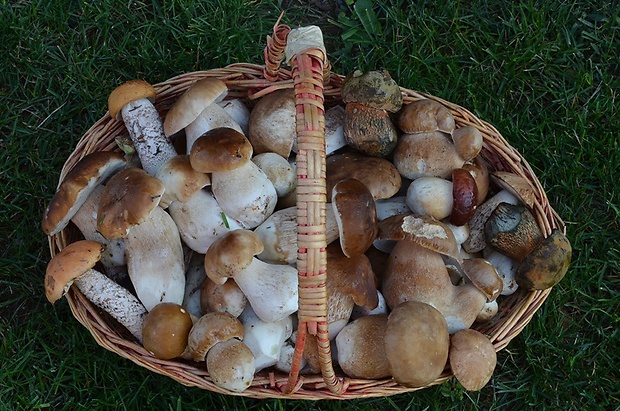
[155,154,211,207]
[341,69,403,112]
[332,178,378,257]
[108,79,157,120]
[393,132,465,180]
[142,302,194,359]
[252,152,296,197]
[45,240,105,304]
[336,314,390,379]
[163,77,228,137]
[385,301,450,388]
[449,328,497,391]
[343,103,399,157]
[398,99,455,134]
[206,338,255,393]
[247,89,296,158]
[451,168,479,226]
[451,126,483,162]
[406,176,454,220]
[186,312,245,362]
[204,229,264,285]
[189,127,253,173]
[462,258,503,302]
[41,151,126,236]
[516,229,572,290]
[97,167,165,239]
[200,277,248,318]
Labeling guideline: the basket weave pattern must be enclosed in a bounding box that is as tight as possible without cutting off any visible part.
[48,24,565,400]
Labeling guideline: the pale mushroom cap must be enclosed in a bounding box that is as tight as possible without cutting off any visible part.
[108,79,157,120]
[201,277,248,318]
[332,178,378,257]
[204,229,264,285]
[41,151,126,236]
[397,99,455,134]
[462,258,503,302]
[154,155,211,207]
[189,127,253,173]
[44,240,105,303]
[393,132,464,180]
[248,89,296,158]
[449,329,497,391]
[206,338,255,393]
[252,152,296,197]
[186,312,245,362]
[385,301,450,388]
[163,77,228,137]
[97,167,165,239]
[336,314,390,379]
[406,176,454,221]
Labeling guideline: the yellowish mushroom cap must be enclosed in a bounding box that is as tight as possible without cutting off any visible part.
[108,79,157,120]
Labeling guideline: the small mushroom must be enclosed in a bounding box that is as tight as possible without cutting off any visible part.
[332,178,378,257]
[324,105,347,156]
[252,152,296,198]
[475,300,499,322]
[248,89,296,158]
[200,276,248,318]
[461,258,503,302]
[516,230,572,290]
[204,229,298,323]
[393,131,464,180]
[44,240,147,342]
[335,314,390,379]
[490,171,537,209]
[141,302,193,360]
[451,168,479,226]
[397,99,455,134]
[485,250,520,296]
[406,176,454,220]
[449,329,497,391]
[182,252,207,318]
[154,154,211,209]
[462,157,490,205]
[451,126,483,162]
[385,301,450,388]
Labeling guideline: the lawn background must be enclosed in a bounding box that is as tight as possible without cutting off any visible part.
[1,0,619,410]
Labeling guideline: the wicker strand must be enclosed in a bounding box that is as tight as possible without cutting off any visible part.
[263,15,290,82]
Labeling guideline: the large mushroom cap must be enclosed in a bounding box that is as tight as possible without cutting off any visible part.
[393,132,465,180]
[247,89,296,158]
[449,329,497,391]
[189,127,253,173]
[516,229,572,290]
[204,229,264,285]
[336,314,390,379]
[44,240,105,304]
[97,167,165,239]
[206,338,255,393]
[41,151,126,236]
[108,79,157,120]
[397,99,455,134]
[163,77,228,137]
[141,302,193,360]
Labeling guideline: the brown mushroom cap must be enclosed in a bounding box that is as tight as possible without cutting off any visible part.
[326,152,402,201]
[393,132,465,180]
[331,178,378,257]
[451,126,483,162]
[341,70,403,112]
[44,240,105,304]
[397,99,455,134]
[142,302,194,360]
[451,168,479,226]
[186,312,245,362]
[204,229,264,285]
[206,338,255,393]
[189,127,253,173]
[327,242,378,309]
[96,167,165,239]
[200,276,248,318]
[516,229,572,290]
[41,151,126,236]
[336,314,390,379]
[490,171,537,209]
[108,79,157,120]
[462,157,490,205]
[462,258,503,302]
[247,89,296,158]
[155,154,211,207]
[385,301,450,388]
[343,103,399,157]
[449,329,497,391]
[163,77,228,137]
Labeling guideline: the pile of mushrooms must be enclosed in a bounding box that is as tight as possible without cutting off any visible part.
[42,71,571,393]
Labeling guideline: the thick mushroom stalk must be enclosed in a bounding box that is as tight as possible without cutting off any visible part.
[204,230,298,323]
[44,240,147,342]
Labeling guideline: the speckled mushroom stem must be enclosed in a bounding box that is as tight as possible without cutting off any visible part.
[282,26,344,396]
[74,268,147,342]
[121,99,177,176]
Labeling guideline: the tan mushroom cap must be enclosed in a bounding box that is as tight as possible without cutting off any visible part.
[462,258,503,302]
[97,167,165,239]
[490,171,537,209]
[327,152,402,201]
[336,314,390,379]
[163,77,228,137]
[141,302,194,360]
[186,312,245,362]
[393,131,465,180]
[204,229,264,285]
[451,126,483,162]
[449,329,497,391]
[385,301,450,388]
[247,89,296,158]
[332,178,378,257]
[155,154,211,207]
[327,242,379,309]
[42,151,126,236]
[200,277,248,318]
[397,99,455,134]
[462,157,490,205]
[45,240,105,304]
[108,79,157,120]
[189,127,253,173]
[206,338,255,393]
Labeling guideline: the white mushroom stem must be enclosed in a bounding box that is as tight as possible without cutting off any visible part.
[218,99,250,135]
[211,161,278,229]
[168,189,242,253]
[73,268,147,342]
[182,252,207,318]
[324,105,347,156]
[233,258,298,323]
[120,98,177,176]
[185,104,244,152]
[70,185,126,267]
[125,206,185,311]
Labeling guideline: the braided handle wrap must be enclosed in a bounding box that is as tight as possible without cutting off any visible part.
[282,26,344,395]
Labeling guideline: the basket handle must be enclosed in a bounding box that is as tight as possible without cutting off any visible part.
[277,25,344,395]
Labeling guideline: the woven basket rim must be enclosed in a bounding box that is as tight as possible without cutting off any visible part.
[47,59,564,399]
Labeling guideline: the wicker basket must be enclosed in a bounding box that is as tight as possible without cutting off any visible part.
[47,22,565,400]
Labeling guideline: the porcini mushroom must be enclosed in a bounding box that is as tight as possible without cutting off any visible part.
[252,152,296,198]
[44,240,147,342]
[449,329,497,391]
[336,314,390,379]
[247,89,296,158]
[393,131,464,180]
[397,99,455,134]
[406,176,454,220]
[141,302,193,359]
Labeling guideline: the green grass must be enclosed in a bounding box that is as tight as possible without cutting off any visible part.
[1,0,619,409]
